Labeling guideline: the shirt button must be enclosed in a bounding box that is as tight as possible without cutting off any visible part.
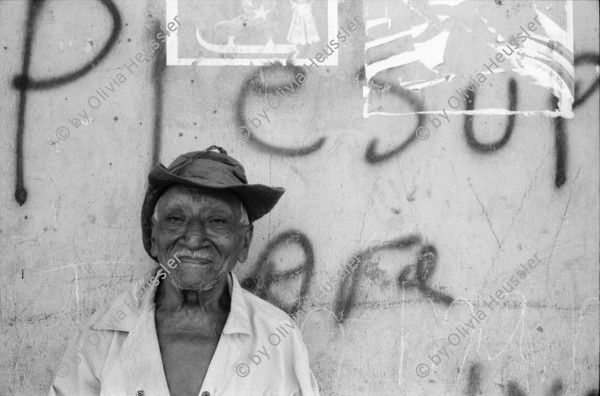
[201,392,210,396]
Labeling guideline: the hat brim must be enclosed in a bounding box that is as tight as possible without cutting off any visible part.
[141,164,284,261]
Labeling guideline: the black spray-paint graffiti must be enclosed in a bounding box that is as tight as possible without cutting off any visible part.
[240,230,315,317]
[9,5,177,203]
[11,0,122,205]
[396,244,454,305]
[368,61,596,192]
[464,361,598,396]
[364,80,425,163]
[465,362,482,396]
[573,53,600,109]
[235,62,326,157]
[549,51,600,189]
[9,25,598,205]
[150,21,167,166]
[463,78,518,152]
[234,55,599,190]
[547,51,600,189]
[551,94,568,188]
[336,236,454,323]
[240,230,453,322]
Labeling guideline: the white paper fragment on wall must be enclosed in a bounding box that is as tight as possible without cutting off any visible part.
[365,22,428,51]
[365,29,449,80]
[413,30,450,70]
[167,0,338,66]
[429,0,467,6]
[363,0,575,118]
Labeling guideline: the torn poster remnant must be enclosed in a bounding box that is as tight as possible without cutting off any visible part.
[167,0,338,66]
[363,0,574,118]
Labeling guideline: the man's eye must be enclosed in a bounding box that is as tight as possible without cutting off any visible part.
[210,218,227,224]
[166,216,185,223]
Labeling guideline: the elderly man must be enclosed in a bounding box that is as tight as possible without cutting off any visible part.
[50,146,319,396]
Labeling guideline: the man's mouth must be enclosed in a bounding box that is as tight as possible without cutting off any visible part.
[177,256,212,265]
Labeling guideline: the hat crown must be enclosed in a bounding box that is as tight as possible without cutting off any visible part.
[167,147,248,186]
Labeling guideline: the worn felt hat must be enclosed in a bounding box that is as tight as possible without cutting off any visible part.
[141,145,285,261]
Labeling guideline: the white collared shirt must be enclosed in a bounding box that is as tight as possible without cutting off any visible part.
[49,270,319,396]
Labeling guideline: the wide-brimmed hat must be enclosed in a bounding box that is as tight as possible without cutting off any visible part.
[141,145,284,261]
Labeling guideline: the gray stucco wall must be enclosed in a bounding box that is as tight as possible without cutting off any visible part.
[1,0,598,394]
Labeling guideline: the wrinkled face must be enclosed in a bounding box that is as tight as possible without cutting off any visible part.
[150,185,253,291]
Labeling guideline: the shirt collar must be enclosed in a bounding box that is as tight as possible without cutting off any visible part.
[222,271,251,336]
[91,269,252,336]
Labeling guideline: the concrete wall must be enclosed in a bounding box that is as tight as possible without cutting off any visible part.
[0,0,598,394]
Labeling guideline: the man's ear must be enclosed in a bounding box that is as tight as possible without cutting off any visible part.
[237,225,254,263]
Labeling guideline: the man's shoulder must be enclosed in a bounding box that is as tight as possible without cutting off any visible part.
[55,275,152,381]
[235,284,309,361]
[85,273,151,332]
[237,285,298,328]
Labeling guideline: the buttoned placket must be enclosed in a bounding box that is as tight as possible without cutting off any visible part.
[195,276,249,395]
[118,272,249,396]
[196,332,247,396]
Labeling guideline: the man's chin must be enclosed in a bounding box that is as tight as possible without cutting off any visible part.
[167,271,222,292]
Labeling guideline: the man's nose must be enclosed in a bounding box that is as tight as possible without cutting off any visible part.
[182,219,211,249]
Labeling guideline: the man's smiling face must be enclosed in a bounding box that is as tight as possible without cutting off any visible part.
[150,185,253,291]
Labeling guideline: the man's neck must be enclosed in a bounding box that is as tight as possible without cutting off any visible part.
[154,275,231,315]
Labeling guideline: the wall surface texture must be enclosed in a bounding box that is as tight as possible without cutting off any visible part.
[1,0,599,395]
